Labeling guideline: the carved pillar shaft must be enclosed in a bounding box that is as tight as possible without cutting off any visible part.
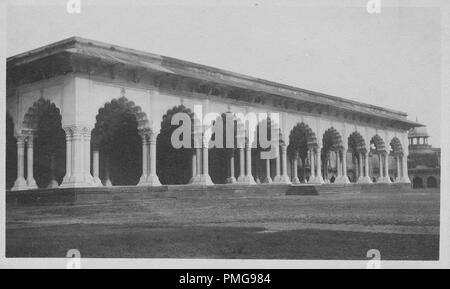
[26,136,37,189]
[139,133,149,185]
[310,148,315,180]
[191,150,197,179]
[147,133,161,186]
[62,128,72,184]
[384,153,390,182]
[379,153,383,178]
[12,136,27,191]
[365,151,370,178]
[315,147,323,183]
[239,148,245,178]
[196,148,202,177]
[265,158,272,183]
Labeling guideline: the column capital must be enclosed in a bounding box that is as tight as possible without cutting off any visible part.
[138,129,151,143]
[63,124,93,137]
[149,131,158,144]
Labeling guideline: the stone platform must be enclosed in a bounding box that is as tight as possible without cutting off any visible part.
[6,183,412,206]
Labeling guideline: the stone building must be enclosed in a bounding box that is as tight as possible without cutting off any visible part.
[407,124,440,188]
[6,37,420,191]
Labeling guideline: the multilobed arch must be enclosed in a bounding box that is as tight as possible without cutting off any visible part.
[348,131,367,153]
[157,105,196,184]
[23,98,62,131]
[322,127,344,151]
[389,137,403,155]
[93,96,150,142]
[92,96,150,186]
[370,134,386,152]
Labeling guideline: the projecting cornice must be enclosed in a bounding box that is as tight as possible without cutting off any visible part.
[7,36,421,130]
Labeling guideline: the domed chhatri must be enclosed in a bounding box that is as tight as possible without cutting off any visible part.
[408,125,429,138]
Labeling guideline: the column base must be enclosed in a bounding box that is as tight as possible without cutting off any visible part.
[398,177,411,184]
[237,175,256,185]
[377,177,391,184]
[291,177,300,184]
[310,176,324,184]
[146,174,162,186]
[60,173,96,188]
[138,175,149,186]
[263,176,272,184]
[27,178,38,189]
[191,174,214,186]
[47,179,59,189]
[272,175,282,183]
[357,176,372,184]
[103,178,113,187]
[273,175,291,184]
[12,177,28,191]
[92,177,103,187]
[226,177,237,184]
[335,176,351,184]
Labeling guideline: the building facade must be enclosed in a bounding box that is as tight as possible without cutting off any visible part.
[6,37,420,190]
[407,125,441,188]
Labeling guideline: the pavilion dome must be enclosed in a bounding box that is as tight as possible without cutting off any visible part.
[409,125,429,138]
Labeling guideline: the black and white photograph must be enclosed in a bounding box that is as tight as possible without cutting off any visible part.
[1,0,449,271]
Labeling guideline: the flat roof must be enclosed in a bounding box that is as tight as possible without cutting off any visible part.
[7,36,421,127]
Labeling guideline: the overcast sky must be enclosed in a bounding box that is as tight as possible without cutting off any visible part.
[6,0,441,146]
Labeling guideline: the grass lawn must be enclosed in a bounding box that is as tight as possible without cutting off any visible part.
[6,188,440,260]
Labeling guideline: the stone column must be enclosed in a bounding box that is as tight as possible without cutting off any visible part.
[138,132,149,186]
[364,151,372,183]
[196,147,202,177]
[292,152,300,184]
[61,127,72,185]
[47,154,59,188]
[378,153,384,181]
[341,149,350,183]
[264,158,272,183]
[147,132,161,186]
[82,127,94,185]
[227,150,236,184]
[396,156,401,182]
[277,145,291,184]
[400,154,410,183]
[26,135,38,189]
[92,149,102,186]
[68,126,84,184]
[335,151,341,181]
[357,152,364,183]
[104,155,112,187]
[309,148,315,183]
[237,147,245,182]
[384,153,391,183]
[190,150,197,183]
[12,136,28,191]
[314,146,324,184]
[239,144,255,184]
[273,147,282,183]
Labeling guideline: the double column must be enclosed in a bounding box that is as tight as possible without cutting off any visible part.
[335,149,350,184]
[307,146,323,184]
[357,150,372,183]
[237,142,256,184]
[61,125,95,188]
[137,131,161,186]
[12,135,33,190]
[272,145,291,184]
[190,137,213,186]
